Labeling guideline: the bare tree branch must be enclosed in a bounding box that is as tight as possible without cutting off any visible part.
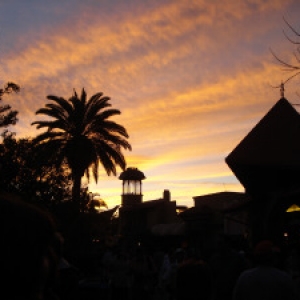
[270,48,300,70]
[283,16,300,38]
[271,17,300,85]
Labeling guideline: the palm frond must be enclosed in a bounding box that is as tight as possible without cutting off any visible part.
[99,153,116,175]
[31,120,69,131]
[85,167,90,182]
[45,103,69,120]
[85,92,105,112]
[96,109,121,120]
[46,96,74,116]
[102,120,129,137]
[80,88,87,105]
[32,131,66,145]
[96,142,126,175]
[92,162,99,182]
[94,130,131,151]
[85,96,111,121]
[69,94,85,125]
[34,107,66,123]
[73,89,78,98]
[92,123,130,140]
[88,117,127,136]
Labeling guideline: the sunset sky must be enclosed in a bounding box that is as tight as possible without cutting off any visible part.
[1,0,300,208]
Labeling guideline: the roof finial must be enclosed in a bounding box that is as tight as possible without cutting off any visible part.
[280,81,285,98]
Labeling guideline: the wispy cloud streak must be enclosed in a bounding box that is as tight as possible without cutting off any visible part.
[0,0,299,207]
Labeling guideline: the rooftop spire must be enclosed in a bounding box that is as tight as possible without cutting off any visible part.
[280,81,285,98]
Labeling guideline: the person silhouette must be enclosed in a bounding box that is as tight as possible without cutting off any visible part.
[0,192,61,300]
[233,240,297,300]
[176,248,213,300]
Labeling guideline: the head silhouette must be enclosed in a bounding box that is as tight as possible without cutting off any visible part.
[253,240,280,266]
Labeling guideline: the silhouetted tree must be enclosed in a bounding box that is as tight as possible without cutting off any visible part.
[31,88,131,211]
[0,82,20,129]
[85,192,109,213]
[271,17,300,84]
[0,133,72,207]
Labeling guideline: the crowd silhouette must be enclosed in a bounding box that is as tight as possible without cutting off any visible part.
[1,191,300,300]
[82,236,300,300]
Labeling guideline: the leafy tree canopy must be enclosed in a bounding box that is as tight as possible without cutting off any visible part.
[0,82,20,129]
[0,133,72,208]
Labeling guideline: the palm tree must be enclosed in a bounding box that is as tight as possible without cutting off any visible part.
[31,88,131,211]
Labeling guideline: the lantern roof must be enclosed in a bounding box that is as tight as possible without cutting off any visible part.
[119,167,146,180]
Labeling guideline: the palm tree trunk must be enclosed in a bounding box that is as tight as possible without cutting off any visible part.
[72,173,82,212]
